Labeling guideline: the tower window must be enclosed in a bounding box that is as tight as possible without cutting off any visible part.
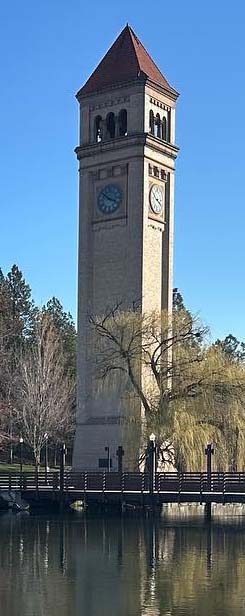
[95,115,102,143]
[118,109,127,136]
[149,110,170,142]
[167,109,171,142]
[161,169,167,181]
[149,110,154,135]
[106,112,115,139]
[154,113,161,138]
[162,116,167,141]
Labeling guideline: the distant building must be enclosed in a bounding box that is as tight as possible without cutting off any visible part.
[73,25,179,470]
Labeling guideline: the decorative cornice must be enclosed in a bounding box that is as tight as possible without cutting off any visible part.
[149,163,168,182]
[90,96,130,111]
[145,134,179,160]
[76,77,145,102]
[89,163,128,181]
[75,132,146,160]
[145,77,179,102]
[75,132,179,162]
[149,97,171,112]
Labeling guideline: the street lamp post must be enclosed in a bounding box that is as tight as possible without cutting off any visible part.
[205,443,214,521]
[19,437,23,474]
[59,443,66,510]
[9,410,13,465]
[205,443,214,491]
[149,433,156,502]
[44,433,49,485]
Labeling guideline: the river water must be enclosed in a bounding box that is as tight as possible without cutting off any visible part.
[1,506,245,615]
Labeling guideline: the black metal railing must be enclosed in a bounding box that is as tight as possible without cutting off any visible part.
[1,470,245,495]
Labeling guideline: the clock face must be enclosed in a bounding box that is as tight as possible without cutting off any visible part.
[97,184,123,215]
[149,184,164,215]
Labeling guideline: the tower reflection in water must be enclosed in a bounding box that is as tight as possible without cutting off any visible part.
[0,510,245,615]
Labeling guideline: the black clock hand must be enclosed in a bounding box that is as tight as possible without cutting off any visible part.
[155,196,162,206]
[101,191,116,203]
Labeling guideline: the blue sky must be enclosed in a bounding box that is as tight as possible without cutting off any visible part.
[1,1,245,340]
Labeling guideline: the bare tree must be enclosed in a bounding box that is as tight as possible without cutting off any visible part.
[90,305,245,470]
[14,312,75,468]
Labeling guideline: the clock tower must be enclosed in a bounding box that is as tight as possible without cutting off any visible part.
[73,25,179,470]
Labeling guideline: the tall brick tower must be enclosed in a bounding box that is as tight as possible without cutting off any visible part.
[72,25,179,470]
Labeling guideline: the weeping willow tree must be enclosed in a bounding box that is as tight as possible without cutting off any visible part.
[90,304,245,471]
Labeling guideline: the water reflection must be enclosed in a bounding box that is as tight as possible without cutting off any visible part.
[0,510,245,615]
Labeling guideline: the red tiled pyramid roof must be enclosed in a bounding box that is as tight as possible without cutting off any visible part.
[77,25,178,97]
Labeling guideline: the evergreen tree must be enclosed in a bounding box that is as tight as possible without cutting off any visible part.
[0,265,37,456]
[173,288,186,311]
[1,264,36,349]
[214,334,245,362]
[43,297,77,377]
[0,265,77,460]
[0,270,12,418]
[173,288,202,348]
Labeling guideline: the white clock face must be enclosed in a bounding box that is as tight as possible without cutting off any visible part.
[149,184,164,215]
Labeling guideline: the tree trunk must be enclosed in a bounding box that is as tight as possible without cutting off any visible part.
[54,444,57,468]
[34,449,41,471]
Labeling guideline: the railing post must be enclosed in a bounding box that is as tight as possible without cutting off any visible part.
[121,473,125,513]
[121,472,125,493]
[22,473,27,491]
[200,472,203,502]
[178,472,182,494]
[65,471,69,494]
[53,471,59,491]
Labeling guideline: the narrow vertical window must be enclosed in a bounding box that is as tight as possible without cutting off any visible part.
[118,109,127,136]
[167,110,171,142]
[95,115,102,143]
[149,110,154,135]
[162,116,167,141]
[106,112,115,139]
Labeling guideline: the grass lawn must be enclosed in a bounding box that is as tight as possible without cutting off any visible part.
[0,463,35,472]
[0,463,56,472]
[0,463,70,472]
